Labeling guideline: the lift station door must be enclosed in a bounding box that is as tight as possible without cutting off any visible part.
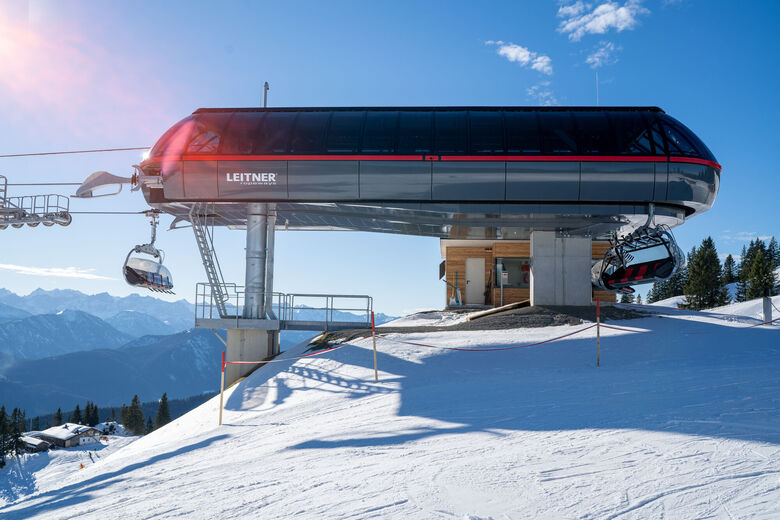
[465,257,485,305]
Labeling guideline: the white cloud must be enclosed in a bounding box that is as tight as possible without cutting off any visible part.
[488,41,553,75]
[719,231,774,242]
[526,82,559,106]
[586,41,621,68]
[558,1,589,18]
[531,55,554,75]
[557,1,650,41]
[0,264,116,280]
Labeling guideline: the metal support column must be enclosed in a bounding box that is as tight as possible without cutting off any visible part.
[264,203,276,319]
[243,203,267,319]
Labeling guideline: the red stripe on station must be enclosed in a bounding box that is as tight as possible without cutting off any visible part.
[140,154,721,171]
[668,156,721,170]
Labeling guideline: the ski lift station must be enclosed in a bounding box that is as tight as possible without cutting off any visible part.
[77,106,720,384]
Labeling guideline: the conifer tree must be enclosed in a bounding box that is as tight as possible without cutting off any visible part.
[70,404,82,425]
[736,244,750,302]
[746,249,776,299]
[32,417,40,431]
[53,408,62,427]
[146,417,153,434]
[10,408,25,454]
[85,402,100,426]
[635,294,643,305]
[0,405,8,467]
[646,282,660,303]
[722,254,738,285]
[126,396,145,436]
[683,237,729,310]
[110,408,116,421]
[154,393,172,430]
[120,404,129,427]
[767,237,779,267]
[619,292,633,303]
[666,264,688,299]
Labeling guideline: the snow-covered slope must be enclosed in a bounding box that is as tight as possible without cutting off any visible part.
[0,436,137,506]
[1,307,778,518]
[380,309,475,327]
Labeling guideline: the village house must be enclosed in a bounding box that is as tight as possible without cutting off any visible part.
[36,423,101,448]
[20,435,51,453]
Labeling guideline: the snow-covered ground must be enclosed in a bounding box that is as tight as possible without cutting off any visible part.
[379,309,477,327]
[0,436,136,507]
[1,303,778,519]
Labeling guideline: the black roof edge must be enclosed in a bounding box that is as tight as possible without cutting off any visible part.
[193,106,666,114]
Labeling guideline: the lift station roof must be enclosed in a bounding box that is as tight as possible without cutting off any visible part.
[139,106,720,239]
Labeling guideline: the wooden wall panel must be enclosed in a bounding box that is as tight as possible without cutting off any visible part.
[493,242,530,258]
[445,246,494,305]
[593,290,617,303]
[492,288,530,306]
[445,240,619,307]
[592,241,611,258]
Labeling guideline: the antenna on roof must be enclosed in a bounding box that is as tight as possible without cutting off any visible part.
[263,82,270,108]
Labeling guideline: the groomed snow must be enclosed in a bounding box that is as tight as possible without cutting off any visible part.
[0,436,137,507]
[379,310,477,327]
[1,304,778,519]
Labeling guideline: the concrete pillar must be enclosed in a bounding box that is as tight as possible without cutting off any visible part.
[264,204,276,318]
[244,203,267,319]
[225,329,278,386]
[530,231,592,306]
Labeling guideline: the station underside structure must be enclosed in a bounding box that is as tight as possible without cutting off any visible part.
[124,106,720,384]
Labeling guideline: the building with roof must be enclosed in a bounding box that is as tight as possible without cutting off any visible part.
[79,105,719,385]
[20,435,51,453]
[37,423,100,449]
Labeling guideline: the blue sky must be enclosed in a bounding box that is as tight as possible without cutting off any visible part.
[0,0,777,314]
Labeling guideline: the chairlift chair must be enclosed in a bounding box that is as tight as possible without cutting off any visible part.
[123,210,174,293]
[592,206,684,294]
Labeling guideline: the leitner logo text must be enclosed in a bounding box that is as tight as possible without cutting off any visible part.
[225,172,277,185]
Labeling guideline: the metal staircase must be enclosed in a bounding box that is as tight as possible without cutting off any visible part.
[190,204,229,318]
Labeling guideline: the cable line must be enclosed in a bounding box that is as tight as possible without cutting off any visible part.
[69,211,148,215]
[0,147,149,158]
[6,183,82,186]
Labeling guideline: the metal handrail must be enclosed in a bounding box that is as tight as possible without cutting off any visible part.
[194,283,373,330]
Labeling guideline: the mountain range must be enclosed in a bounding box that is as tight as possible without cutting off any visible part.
[0,288,396,415]
[0,288,195,331]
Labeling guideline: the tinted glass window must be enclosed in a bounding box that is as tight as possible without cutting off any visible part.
[469,111,504,153]
[290,112,330,154]
[326,111,364,153]
[645,116,667,155]
[575,112,614,154]
[186,113,231,153]
[150,116,195,158]
[662,121,697,156]
[361,111,398,153]
[539,112,578,154]
[221,112,265,154]
[504,111,541,153]
[611,112,653,155]
[254,112,296,153]
[434,111,468,154]
[398,111,432,154]
[663,118,714,159]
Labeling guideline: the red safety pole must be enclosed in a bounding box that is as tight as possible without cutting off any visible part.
[596,297,601,367]
[371,311,379,383]
[219,350,225,426]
